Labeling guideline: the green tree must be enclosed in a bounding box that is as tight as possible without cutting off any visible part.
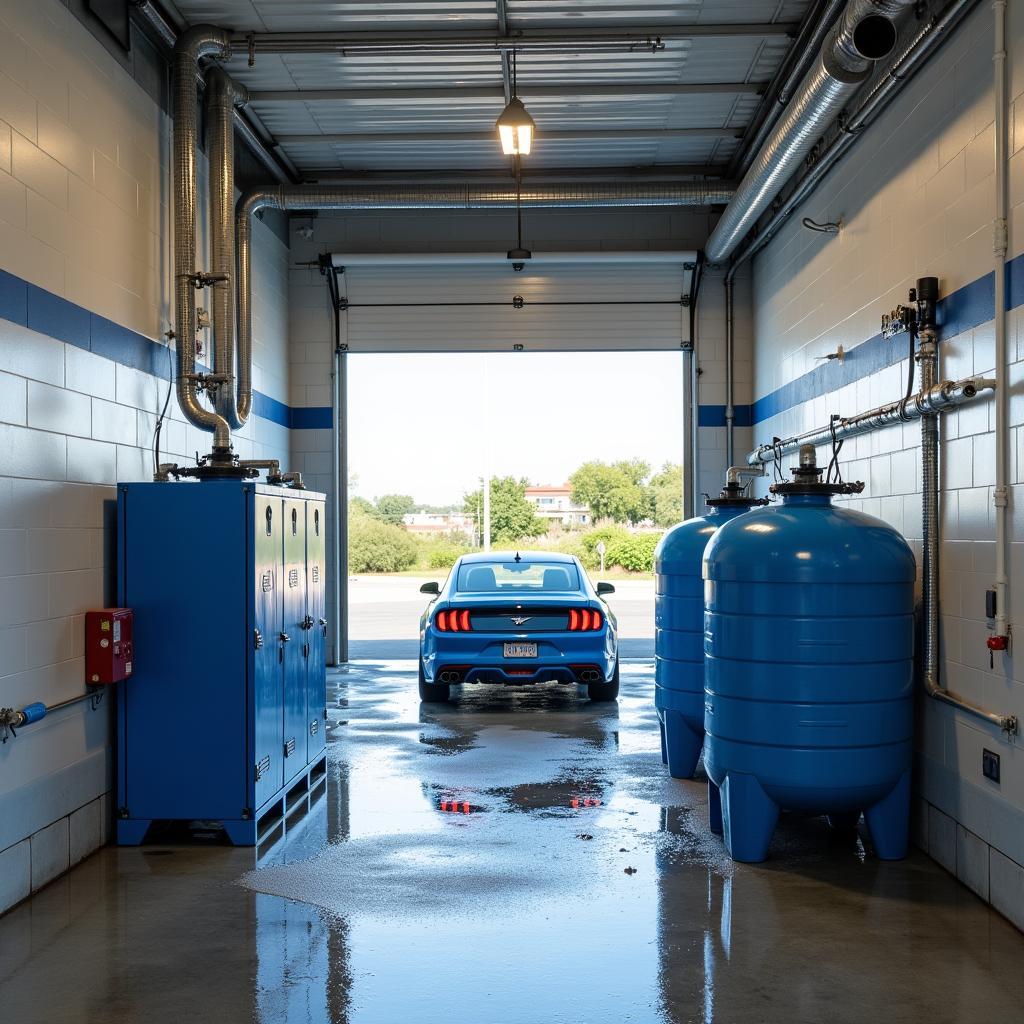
[649,463,683,527]
[374,493,416,526]
[349,495,378,520]
[570,461,652,525]
[613,458,650,487]
[463,476,545,545]
[349,518,418,573]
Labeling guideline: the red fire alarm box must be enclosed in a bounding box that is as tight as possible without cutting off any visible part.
[85,608,134,684]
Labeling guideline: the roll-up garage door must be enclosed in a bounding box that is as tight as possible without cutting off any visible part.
[337,258,695,353]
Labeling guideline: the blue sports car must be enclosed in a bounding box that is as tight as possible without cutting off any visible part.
[418,552,619,703]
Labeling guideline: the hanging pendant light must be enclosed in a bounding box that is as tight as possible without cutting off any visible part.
[496,51,535,156]
[496,97,536,156]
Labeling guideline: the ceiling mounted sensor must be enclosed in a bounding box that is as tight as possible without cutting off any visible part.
[496,51,535,156]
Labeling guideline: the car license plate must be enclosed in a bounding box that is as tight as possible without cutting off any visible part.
[504,642,537,659]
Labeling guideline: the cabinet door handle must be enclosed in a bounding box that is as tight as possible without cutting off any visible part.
[279,632,291,643]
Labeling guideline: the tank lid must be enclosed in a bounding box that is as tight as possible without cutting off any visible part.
[704,481,770,508]
[769,443,865,497]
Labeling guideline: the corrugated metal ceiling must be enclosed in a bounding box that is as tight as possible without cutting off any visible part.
[171,0,813,175]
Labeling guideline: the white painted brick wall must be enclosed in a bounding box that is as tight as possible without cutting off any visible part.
[751,3,1024,925]
[0,0,292,911]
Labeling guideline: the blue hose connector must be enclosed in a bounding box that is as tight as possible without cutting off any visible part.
[20,702,46,725]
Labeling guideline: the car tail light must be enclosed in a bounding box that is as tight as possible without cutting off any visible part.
[435,609,471,632]
[567,608,603,632]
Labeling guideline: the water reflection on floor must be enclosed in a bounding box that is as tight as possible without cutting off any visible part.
[0,661,1021,1024]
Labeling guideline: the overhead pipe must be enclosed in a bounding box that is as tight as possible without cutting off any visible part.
[133,3,296,186]
[237,182,731,374]
[705,0,912,262]
[274,127,740,145]
[207,67,250,431]
[729,0,847,179]
[250,83,764,103]
[172,26,233,452]
[730,0,977,268]
[230,24,799,55]
[746,376,996,466]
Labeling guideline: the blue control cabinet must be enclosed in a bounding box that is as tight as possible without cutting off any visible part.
[116,481,328,845]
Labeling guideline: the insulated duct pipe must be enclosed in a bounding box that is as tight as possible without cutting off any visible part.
[173,26,232,450]
[705,0,911,262]
[207,66,251,430]
[731,0,848,178]
[237,182,731,391]
[730,0,978,268]
[746,376,996,465]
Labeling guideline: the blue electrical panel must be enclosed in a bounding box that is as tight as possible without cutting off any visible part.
[116,481,328,845]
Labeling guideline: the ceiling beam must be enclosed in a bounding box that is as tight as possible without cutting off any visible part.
[276,128,741,145]
[232,24,798,55]
[248,83,764,103]
[294,164,726,182]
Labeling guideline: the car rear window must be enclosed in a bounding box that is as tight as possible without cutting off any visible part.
[456,561,580,593]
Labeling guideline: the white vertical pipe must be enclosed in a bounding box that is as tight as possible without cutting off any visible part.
[483,356,491,552]
[337,350,349,663]
[993,0,1010,643]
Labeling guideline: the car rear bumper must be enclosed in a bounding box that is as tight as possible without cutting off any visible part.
[421,629,616,685]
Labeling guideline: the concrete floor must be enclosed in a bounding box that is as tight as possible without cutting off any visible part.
[1,660,1021,1024]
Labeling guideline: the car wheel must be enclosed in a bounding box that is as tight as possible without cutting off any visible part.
[588,659,619,702]
[418,660,450,703]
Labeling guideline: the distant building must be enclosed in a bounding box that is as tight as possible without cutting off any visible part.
[402,513,475,539]
[525,484,591,527]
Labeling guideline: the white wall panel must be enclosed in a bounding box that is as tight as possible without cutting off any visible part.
[0,0,293,911]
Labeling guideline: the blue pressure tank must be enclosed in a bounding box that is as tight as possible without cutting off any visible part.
[655,483,765,779]
[703,445,915,863]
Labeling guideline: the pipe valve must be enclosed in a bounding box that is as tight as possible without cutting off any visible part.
[987,633,1010,669]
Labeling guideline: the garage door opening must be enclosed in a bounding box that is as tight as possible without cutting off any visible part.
[319,252,699,662]
[342,350,686,660]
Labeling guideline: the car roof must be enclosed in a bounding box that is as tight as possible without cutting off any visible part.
[457,551,577,565]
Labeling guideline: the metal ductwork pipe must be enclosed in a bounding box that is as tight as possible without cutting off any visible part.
[235,180,732,387]
[173,26,232,450]
[207,66,251,431]
[705,0,912,263]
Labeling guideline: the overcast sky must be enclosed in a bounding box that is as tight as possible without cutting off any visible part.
[348,352,685,506]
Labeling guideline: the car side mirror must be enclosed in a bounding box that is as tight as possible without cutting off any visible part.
[420,581,440,595]
[596,582,615,595]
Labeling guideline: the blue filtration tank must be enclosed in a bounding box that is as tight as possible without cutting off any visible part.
[703,445,916,863]
[655,483,766,779]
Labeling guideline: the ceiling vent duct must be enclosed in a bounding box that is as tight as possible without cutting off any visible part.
[705,0,913,263]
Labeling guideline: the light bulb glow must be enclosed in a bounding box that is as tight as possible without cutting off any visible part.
[495,97,536,156]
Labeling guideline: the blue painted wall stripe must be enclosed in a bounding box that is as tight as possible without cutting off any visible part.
[4,252,1022,432]
[291,406,333,430]
[0,267,296,423]
[751,253,1024,426]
